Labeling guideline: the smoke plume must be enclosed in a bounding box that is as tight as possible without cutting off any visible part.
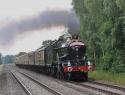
[0,10,80,47]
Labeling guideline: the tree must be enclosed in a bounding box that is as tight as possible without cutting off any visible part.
[72,0,125,73]
[16,52,26,57]
[0,53,2,64]
[2,55,14,64]
[42,40,53,47]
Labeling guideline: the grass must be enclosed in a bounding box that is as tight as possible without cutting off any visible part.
[0,64,3,74]
[89,70,125,86]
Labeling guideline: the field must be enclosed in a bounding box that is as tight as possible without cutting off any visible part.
[0,64,3,75]
[89,70,125,86]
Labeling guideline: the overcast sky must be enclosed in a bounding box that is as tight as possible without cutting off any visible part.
[0,0,76,56]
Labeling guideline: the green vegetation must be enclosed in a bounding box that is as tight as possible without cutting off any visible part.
[72,0,125,73]
[0,53,2,64]
[89,71,125,86]
[2,55,14,64]
[0,53,15,64]
[0,64,3,75]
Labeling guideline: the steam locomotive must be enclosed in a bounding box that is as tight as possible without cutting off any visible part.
[15,34,95,81]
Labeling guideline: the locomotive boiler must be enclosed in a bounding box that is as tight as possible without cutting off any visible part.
[15,34,95,81]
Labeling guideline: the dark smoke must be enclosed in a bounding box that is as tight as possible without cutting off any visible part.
[0,10,80,47]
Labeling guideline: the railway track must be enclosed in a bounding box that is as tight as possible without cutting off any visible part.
[52,75,125,95]
[57,80,125,95]
[43,74,125,95]
[18,71,62,95]
[16,69,125,95]
[45,74,125,95]
[68,80,125,95]
[10,71,32,95]
[88,80,125,91]
[76,82,123,95]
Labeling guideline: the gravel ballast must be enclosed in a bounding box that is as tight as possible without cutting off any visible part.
[16,66,105,95]
[14,71,54,95]
[0,64,27,95]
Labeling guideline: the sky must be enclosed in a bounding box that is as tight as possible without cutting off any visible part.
[0,0,79,56]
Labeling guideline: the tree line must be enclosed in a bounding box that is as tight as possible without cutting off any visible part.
[72,0,125,73]
[0,53,14,64]
[0,53,2,64]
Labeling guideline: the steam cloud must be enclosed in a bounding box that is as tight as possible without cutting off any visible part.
[0,10,80,47]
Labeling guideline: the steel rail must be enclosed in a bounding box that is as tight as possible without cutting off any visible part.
[55,76,124,95]
[10,71,33,95]
[88,80,125,91]
[76,82,121,95]
[54,78,122,95]
[18,71,62,95]
[16,69,124,95]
